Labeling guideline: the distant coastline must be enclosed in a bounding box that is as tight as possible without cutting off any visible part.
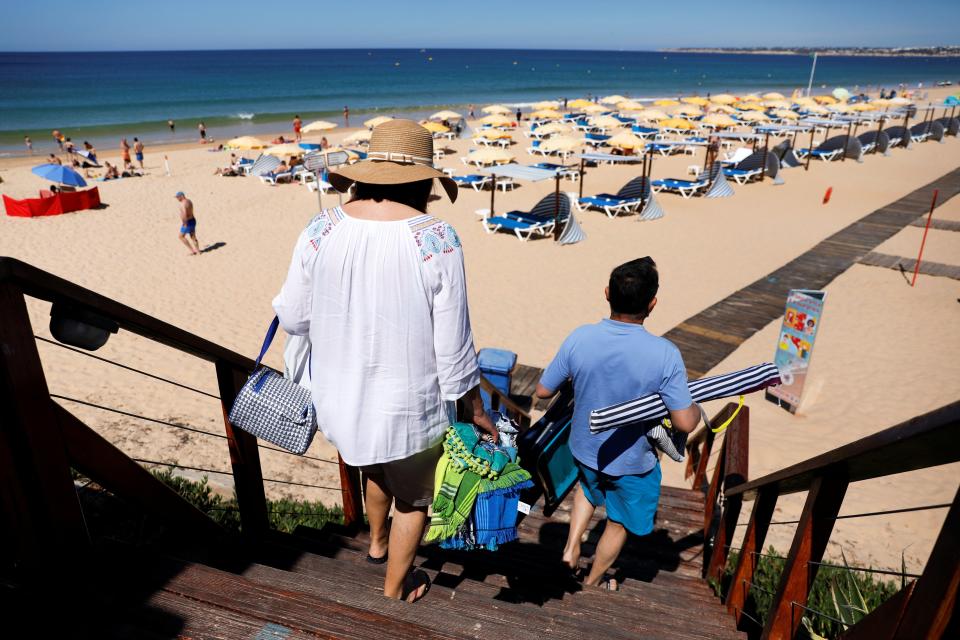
[663,47,960,58]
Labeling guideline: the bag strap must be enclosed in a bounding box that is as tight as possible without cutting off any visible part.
[254,317,280,369]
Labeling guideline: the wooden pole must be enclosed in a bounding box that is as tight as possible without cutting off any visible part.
[902,112,911,148]
[911,189,940,287]
[760,132,770,180]
[875,116,886,154]
[490,173,496,216]
[805,126,815,170]
[553,175,561,242]
[578,158,585,199]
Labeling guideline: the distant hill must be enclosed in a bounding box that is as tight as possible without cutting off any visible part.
[664,46,960,58]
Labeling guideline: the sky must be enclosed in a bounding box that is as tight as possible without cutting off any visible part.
[5,0,960,52]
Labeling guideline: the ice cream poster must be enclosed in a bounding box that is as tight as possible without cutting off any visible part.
[766,289,826,413]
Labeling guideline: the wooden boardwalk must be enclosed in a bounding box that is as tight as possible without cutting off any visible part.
[665,168,960,377]
[909,217,960,232]
[859,251,960,281]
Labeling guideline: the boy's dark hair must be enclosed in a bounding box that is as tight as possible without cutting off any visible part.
[353,179,433,213]
[609,257,659,316]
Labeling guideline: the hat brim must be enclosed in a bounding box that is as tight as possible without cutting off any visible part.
[328,160,458,203]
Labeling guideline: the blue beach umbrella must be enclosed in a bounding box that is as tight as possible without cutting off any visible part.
[944,96,960,106]
[31,164,87,187]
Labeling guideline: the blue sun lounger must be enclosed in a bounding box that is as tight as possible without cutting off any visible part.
[482,193,571,241]
[452,174,492,191]
[576,176,650,218]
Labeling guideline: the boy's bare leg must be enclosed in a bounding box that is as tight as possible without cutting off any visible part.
[562,483,596,571]
[584,520,628,586]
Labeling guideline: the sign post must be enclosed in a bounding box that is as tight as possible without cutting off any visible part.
[766,289,826,414]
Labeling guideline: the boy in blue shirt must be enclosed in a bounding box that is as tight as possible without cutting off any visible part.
[536,257,700,589]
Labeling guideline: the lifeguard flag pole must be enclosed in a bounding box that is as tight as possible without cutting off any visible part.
[911,189,939,287]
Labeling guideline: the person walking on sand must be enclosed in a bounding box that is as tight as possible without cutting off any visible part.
[120,137,131,167]
[175,192,200,255]
[133,137,145,169]
[343,105,350,127]
[198,121,207,142]
[293,114,302,142]
[168,119,175,135]
[468,104,475,119]
[52,130,63,152]
[535,257,700,591]
[273,119,496,604]
[24,136,33,154]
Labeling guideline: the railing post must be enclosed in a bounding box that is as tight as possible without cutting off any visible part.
[0,283,88,570]
[891,484,960,639]
[762,472,849,640]
[692,427,716,491]
[706,405,749,582]
[727,485,779,626]
[215,360,269,540]
[339,455,364,533]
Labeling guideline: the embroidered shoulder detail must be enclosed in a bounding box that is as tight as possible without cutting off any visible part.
[411,218,462,262]
[304,208,342,251]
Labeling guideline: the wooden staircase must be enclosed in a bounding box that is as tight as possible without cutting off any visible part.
[37,485,742,639]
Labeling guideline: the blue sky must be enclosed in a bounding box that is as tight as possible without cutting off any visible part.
[5,0,959,51]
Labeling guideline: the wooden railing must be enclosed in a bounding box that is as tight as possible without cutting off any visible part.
[708,400,960,640]
[0,257,363,573]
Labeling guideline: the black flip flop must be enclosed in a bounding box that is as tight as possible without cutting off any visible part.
[366,553,388,565]
[401,569,431,603]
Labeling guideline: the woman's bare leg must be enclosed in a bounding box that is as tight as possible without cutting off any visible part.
[383,499,428,601]
[363,473,391,560]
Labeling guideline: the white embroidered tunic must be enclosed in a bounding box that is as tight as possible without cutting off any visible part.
[273,207,480,466]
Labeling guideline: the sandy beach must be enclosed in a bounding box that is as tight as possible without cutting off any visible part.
[1,86,957,577]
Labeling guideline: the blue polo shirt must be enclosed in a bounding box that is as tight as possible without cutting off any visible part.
[540,319,693,476]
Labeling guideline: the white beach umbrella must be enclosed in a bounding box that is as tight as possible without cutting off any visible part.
[588,115,623,129]
[482,104,512,115]
[582,103,608,114]
[430,110,463,120]
[534,122,570,136]
[301,120,337,133]
[342,130,372,145]
[467,147,515,165]
[538,136,582,153]
[364,115,394,129]
[600,94,628,105]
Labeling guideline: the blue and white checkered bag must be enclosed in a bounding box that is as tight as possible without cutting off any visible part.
[228,318,317,455]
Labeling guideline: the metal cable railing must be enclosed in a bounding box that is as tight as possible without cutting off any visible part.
[132,458,341,492]
[51,393,338,465]
[725,546,922,579]
[734,502,952,527]
[36,335,220,400]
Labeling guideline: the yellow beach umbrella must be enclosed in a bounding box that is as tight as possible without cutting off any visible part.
[600,94,628,105]
[467,147,514,165]
[702,113,737,128]
[763,92,786,100]
[654,99,680,107]
[568,98,595,109]
[773,109,800,120]
[606,132,645,150]
[533,100,560,110]
[764,99,792,109]
[795,97,817,107]
[475,129,511,140]
[659,117,695,129]
[870,98,891,107]
[364,115,394,128]
[848,103,875,112]
[421,121,449,133]
[530,109,562,120]
[226,136,267,150]
[710,104,738,114]
[617,99,646,111]
[588,114,623,129]
[301,120,337,133]
[711,94,736,104]
[582,103,608,114]
[482,104,512,115]
[682,96,710,106]
[538,136,582,153]
[534,122,570,136]
[342,130,372,145]
[813,95,837,104]
[673,104,703,116]
[737,102,766,111]
[479,114,513,127]
[737,111,770,122]
[430,110,462,120]
[740,94,761,102]
[268,142,308,156]
[637,109,669,122]
[804,103,830,114]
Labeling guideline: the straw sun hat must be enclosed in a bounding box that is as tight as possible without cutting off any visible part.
[328,119,457,202]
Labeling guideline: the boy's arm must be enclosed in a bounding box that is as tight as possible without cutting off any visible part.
[663,345,700,433]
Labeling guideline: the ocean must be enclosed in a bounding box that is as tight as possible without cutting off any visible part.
[1,49,958,155]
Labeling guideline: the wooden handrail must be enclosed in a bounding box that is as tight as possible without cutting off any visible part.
[478,373,533,430]
[0,257,257,371]
[727,399,960,500]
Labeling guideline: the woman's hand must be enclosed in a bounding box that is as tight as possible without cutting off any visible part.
[473,411,498,443]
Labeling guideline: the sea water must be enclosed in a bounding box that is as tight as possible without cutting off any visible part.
[1,48,957,154]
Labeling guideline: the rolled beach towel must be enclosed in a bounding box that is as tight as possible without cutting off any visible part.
[589,362,781,434]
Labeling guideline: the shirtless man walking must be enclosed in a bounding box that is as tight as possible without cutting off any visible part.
[293,114,302,142]
[175,192,201,255]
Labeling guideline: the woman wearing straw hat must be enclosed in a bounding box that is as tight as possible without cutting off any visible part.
[273,119,495,603]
